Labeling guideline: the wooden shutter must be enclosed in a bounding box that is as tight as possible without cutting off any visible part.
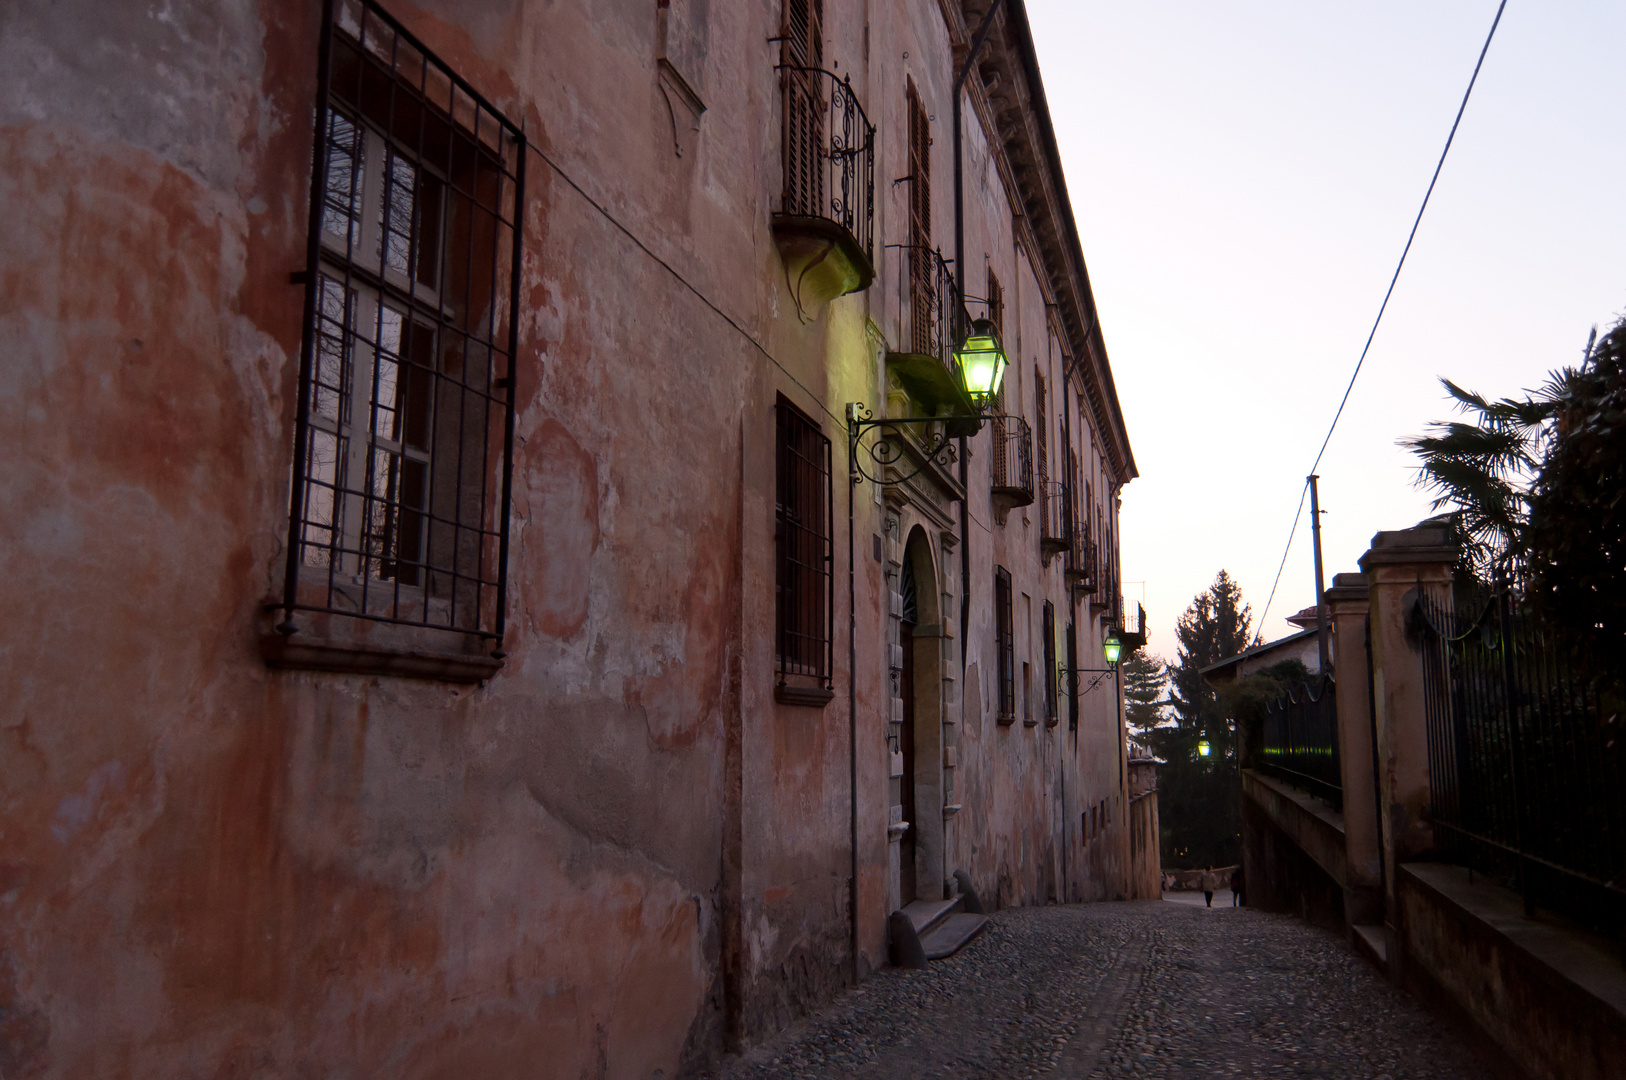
[781,0,825,216]
[907,82,933,355]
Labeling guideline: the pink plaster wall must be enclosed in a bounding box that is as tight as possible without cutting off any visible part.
[0,0,1133,1075]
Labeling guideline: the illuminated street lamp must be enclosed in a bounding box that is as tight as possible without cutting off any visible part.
[1197,738,1212,757]
[1103,631,1123,668]
[953,318,1007,409]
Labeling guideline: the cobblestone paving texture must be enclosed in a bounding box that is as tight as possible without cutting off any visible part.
[709,899,1504,1080]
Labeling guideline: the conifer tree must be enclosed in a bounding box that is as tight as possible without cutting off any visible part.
[1121,649,1167,740]
[1150,570,1254,869]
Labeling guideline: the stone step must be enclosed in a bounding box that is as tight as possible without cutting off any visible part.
[902,896,962,938]
[1352,923,1388,970]
[921,912,989,960]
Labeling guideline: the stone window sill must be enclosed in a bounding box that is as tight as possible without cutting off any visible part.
[775,683,835,708]
[261,633,502,684]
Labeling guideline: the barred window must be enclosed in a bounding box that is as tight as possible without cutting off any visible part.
[1066,620,1079,731]
[995,566,1014,724]
[1043,600,1059,725]
[776,397,833,699]
[278,0,525,646]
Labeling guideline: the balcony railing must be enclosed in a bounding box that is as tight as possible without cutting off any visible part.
[777,65,874,280]
[886,245,974,421]
[1092,540,1116,614]
[990,415,1034,509]
[1039,482,1071,560]
[1066,519,1097,595]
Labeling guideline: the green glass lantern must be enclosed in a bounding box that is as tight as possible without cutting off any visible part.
[1197,739,1212,757]
[954,318,1007,408]
[1103,631,1123,668]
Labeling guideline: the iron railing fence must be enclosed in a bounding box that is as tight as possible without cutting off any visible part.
[1065,518,1097,595]
[1262,674,1342,809]
[1039,481,1071,558]
[1417,578,1626,935]
[778,65,875,263]
[990,414,1034,503]
[889,243,966,366]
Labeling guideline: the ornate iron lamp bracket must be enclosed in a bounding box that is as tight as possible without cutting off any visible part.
[846,402,961,487]
[1058,666,1117,697]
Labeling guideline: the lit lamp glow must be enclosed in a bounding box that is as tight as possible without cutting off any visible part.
[1197,739,1212,757]
[954,318,1007,408]
[1103,632,1123,668]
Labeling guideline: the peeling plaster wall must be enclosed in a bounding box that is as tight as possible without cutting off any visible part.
[0,0,1132,1075]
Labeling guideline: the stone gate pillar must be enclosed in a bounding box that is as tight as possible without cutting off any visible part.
[1325,572,1381,928]
[1357,526,1455,960]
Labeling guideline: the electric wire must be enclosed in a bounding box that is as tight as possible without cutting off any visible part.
[1255,0,1508,636]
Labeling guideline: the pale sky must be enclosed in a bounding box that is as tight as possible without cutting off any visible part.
[1029,1,1626,663]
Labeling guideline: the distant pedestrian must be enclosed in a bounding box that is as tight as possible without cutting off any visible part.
[1230,865,1244,907]
[1201,866,1216,907]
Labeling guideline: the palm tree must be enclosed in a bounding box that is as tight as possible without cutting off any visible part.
[1399,371,1575,577]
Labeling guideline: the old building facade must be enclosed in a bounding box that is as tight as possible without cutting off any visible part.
[0,0,1138,1075]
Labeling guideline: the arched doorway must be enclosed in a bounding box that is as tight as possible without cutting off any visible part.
[897,527,945,905]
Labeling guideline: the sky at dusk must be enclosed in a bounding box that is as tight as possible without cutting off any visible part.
[1028,1,1626,664]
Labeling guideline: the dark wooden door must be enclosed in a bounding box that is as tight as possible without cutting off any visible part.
[899,622,918,905]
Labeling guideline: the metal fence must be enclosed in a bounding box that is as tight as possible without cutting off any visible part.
[1262,674,1342,810]
[1417,580,1626,933]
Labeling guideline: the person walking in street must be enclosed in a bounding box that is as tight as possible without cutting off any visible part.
[1230,864,1244,907]
[1201,866,1216,907]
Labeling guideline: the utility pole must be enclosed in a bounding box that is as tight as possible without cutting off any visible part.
[1307,474,1330,675]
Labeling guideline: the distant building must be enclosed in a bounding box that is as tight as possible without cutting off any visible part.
[1201,628,1326,684]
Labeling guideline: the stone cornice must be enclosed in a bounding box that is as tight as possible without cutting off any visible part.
[944,0,1138,484]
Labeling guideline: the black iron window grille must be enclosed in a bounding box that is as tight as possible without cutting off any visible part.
[277,0,525,648]
[1066,622,1079,731]
[776,397,834,691]
[995,566,1015,725]
[1043,600,1059,727]
[777,0,874,264]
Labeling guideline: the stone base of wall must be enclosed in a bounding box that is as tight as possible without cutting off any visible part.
[1398,863,1626,1080]
[1240,770,1348,933]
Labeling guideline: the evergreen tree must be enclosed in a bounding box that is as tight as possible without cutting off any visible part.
[1150,571,1254,869]
[1528,317,1626,653]
[1121,649,1167,740]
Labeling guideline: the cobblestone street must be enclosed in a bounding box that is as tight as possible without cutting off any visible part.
[712,899,1501,1079]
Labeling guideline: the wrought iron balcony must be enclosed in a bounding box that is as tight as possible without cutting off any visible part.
[885,245,976,429]
[1039,481,1071,561]
[1066,522,1098,595]
[990,415,1034,510]
[773,65,876,307]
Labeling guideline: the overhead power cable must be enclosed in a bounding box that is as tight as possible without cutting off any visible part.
[1255,0,1508,635]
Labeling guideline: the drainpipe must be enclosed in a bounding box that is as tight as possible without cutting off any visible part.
[952,0,1005,656]
[846,423,860,981]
